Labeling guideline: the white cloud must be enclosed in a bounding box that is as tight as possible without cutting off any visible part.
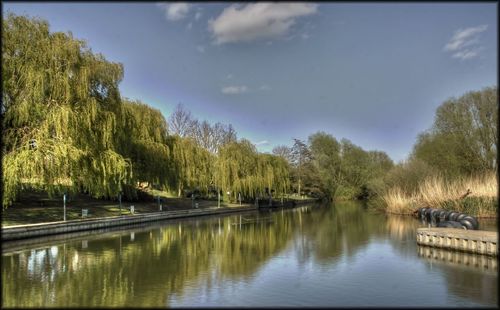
[221,85,248,94]
[452,47,483,61]
[209,3,318,44]
[157,3,191,21]
[444,25,487,60]
[196,45,205,53]
[254,140,269,146]
[444,25,487,51]
[195,11,202,21]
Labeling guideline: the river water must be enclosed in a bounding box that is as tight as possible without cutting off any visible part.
[2,202,497,307]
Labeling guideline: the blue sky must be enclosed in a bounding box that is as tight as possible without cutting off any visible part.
[3,2,497,162]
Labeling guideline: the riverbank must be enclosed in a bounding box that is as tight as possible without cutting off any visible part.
[1,190,319,227]
[1,205,259,241]
[381,173,497,218]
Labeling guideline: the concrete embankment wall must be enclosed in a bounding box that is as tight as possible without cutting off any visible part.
[416,227,498,256]
[1,206,257,241]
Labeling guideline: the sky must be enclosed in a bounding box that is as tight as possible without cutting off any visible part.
[3,2,498,162]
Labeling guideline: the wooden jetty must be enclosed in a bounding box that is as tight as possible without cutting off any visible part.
[416,227,497,256]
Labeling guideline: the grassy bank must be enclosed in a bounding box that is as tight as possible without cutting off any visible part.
[382,173,497,217]
[0,189,244,227]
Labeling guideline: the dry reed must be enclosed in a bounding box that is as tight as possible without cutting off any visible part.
[383,172,498,217]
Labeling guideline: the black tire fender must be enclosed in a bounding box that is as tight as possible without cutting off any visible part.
[448,212,459,221]
[462,216,479,230]
[438,210,447,220]
[456,213,467,222]
[430,209,441,220]
[419,207,428,219]
[459,219,474,230]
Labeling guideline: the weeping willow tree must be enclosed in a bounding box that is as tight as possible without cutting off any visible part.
[120,99,171,195]
[257,153,290,199]
[2,14,132,206]
[166,135,214,197]
[215,139,290,201]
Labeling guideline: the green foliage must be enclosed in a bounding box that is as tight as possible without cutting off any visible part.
[2,13,131,206]
[306,133,393,200]
[167,136,215,196]
[383,158,436,195]
[120,99,170,190]
[412,86,497,178]
[216,140,290,201]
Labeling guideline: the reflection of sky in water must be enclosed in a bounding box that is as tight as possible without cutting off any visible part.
[26,247,60,284]
[169,237,492,307]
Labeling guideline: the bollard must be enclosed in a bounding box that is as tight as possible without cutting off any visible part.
[159,204,162,211]
[130,205,135,214]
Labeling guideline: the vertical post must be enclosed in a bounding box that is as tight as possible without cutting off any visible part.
[192,193,194,209]
[119,193,122,216]
[63,193,67,221]
[218,190,220,208]
[238,193,241,206]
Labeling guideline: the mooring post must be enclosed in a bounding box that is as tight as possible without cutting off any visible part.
[218,190,220,208]
[119,193,122,216]
[238,193,242,206]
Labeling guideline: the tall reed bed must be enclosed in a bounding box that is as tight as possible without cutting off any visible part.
[383,172,498,217]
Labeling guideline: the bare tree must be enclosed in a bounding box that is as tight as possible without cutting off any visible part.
[168,103,193,137]
[272,145,293,163]
[189,120,237,153]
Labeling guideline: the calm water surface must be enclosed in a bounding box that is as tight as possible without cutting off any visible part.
[2,202,498,307]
